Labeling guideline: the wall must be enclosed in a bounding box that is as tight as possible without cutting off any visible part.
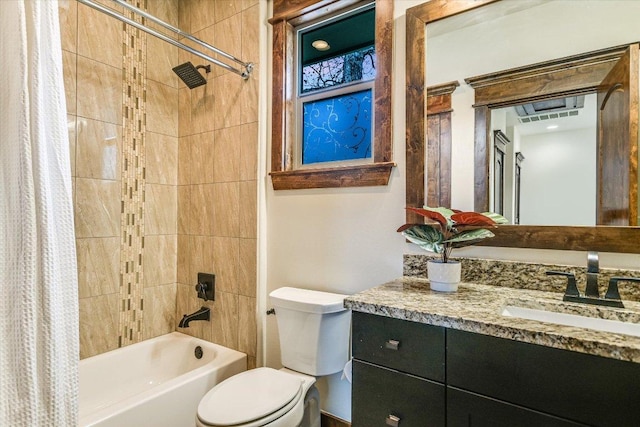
[60,0,259,362]
[175,0,260,369]
[263,1,422,420]
[60,0,179,358]
[519,128,596,226]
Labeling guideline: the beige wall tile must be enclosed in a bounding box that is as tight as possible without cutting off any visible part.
[213,127,240,182]
[76,118,121,180]
[62,50,76,115]
[178,136,191,185]
[190,0,216,34]
[145,184,178,235]
[143,283,177,340]
[212,182,239,237]
[79,293,119,359]
[213,72,258,129]
[213,237,239,294]
[210,290,238,350]
[177,234,190,284]
[239,180,257,239]
[146,132,178,185]
[144,235,177,286]
[238,238,256,298]
[77,56,122,124]
[67,115,77,177]
[75,178,120,238]
[247,356,256,370]
[238,295,256,357]
[188,184,214,235]
[190,81,216,134]
[77,237,120,299]
[147,36,179,88]
[146,0,179,27]
[241,4,259,67]
[178,0,191,33]
[146,80,179,137]
[78,3,123,68]
[214,0,243,25]
[239,122,258,181]
[58,0,77,53]
[213,13,242,77]
[190,132,215,184]
[188,235,214,283]
[177,185,190,235]
[178,88,193,137]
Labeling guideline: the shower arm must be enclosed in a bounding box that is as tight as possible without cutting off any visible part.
[76,0,253,79]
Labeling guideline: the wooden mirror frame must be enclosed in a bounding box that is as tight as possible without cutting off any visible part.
[269,0,395,190]
[405,0,640,253]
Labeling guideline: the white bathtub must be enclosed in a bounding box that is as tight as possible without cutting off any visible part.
[79,332,247,427]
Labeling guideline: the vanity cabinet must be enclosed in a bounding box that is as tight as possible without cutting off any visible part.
[352,312,640,427]
[351,312,445,426]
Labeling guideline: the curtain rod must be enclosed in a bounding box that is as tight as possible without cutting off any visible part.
[76,0,254,79]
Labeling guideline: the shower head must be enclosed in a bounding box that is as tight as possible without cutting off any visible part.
[172,62,211,89]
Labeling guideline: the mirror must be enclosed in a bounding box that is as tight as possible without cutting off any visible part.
[406,0,640,253]
[489,94,598,226]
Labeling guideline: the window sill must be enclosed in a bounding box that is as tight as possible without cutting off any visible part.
[270,162,396,190]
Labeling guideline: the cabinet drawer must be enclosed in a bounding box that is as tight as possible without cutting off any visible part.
[352,360,445,427]
[352,311,445,381]
[447,387,587,427]
[447,329,640,427]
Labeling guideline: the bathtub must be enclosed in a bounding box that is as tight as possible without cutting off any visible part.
[79,332,247,427]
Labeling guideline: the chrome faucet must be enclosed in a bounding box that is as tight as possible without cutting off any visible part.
[178,306,210,328]
[584,251,600,298]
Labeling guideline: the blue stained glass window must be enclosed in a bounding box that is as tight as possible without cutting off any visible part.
[302,88,372,165]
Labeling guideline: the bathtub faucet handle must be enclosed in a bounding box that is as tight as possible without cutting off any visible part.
[195,273,215,301]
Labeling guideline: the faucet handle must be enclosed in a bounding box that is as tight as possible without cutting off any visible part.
[546,270,580,297]
[604,277,640,301]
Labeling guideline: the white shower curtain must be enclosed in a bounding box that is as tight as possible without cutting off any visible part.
[0,0,79,425]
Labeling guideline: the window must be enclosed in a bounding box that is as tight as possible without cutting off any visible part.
[297,5,375,168]
[269,0,394,190]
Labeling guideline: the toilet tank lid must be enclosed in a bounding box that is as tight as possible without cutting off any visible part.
[269,287,350,314]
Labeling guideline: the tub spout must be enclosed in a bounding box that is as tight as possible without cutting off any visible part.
[179,306,210,328]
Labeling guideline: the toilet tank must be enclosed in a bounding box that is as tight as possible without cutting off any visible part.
[270,287,351,376]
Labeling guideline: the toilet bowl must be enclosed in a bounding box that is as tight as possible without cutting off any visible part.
[196,368,315,427]
[196,287,351,427]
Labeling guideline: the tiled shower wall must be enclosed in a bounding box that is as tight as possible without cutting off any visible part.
[175,0,259,369]
[59,0,258,361]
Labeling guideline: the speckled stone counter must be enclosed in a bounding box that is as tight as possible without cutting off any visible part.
[344,277,640,363]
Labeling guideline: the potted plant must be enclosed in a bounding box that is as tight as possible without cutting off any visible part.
[398,206,507,292]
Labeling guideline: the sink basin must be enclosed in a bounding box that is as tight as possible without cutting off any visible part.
[501,305,640,337]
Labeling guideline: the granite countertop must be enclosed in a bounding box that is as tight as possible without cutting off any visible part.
[344,277,640,363]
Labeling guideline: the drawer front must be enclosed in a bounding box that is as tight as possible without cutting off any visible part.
[447,329,640,427]
[352,360,445,427]
[447,387,587,427]
[352,311,445,381]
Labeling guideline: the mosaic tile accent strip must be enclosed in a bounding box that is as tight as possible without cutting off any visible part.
[403,254,640,302]
[118,0,148,347]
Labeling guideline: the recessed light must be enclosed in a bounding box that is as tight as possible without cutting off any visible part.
[312,40,330,51]
[546,124,558,130]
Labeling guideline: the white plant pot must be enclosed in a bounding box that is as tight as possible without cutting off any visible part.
[427,260,461,292]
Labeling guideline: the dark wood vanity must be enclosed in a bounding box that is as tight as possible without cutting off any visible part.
[346,273,640,427]
[351,310,640,427]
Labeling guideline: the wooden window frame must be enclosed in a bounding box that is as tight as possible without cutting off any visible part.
[269,0,394,190]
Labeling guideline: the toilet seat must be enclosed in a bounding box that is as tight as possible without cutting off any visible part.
[197,367,304,427]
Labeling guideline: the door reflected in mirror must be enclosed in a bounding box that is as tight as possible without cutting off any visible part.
[490,94,597,226]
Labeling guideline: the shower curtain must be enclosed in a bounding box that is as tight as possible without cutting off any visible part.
[0,0,79,425]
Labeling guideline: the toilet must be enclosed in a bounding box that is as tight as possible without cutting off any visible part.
[196,287,351,427]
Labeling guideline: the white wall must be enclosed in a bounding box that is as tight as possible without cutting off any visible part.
[260,0,640,422]
[519,128,596,225]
